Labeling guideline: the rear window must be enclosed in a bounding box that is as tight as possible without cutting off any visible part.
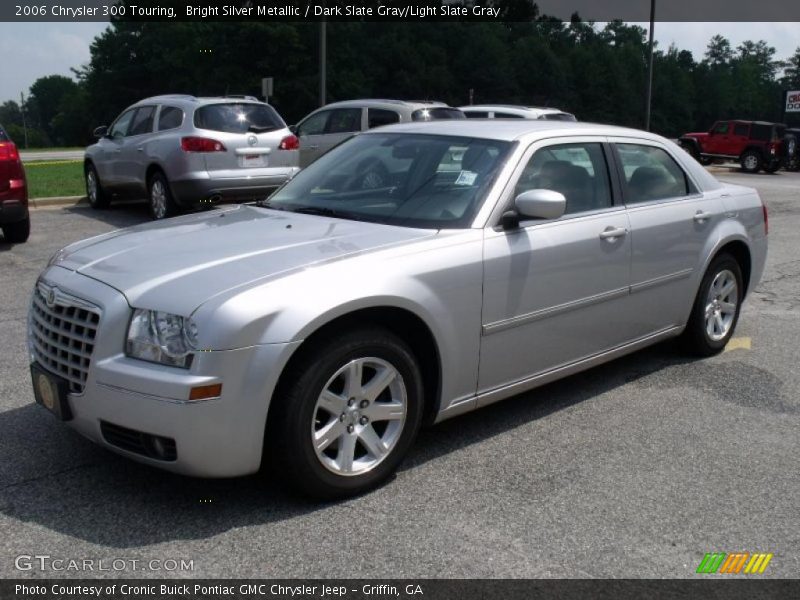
[412,107,466,121]
[194,103,284,133]
[464,111,489,119]
[494,112,524,119]
[543,113,577,122]
[158,106,183,131]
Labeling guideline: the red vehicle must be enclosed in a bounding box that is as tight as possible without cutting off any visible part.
[0,125,29,243]
[680,120,786,174]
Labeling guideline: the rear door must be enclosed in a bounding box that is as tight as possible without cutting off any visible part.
[730,122,751,157]
[296,109,332,167]
[612,140,723,337]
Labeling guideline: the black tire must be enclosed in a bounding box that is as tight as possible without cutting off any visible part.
[85,164,110,209]
[763,160,781,174]
[267,328,424,499]
[147,171,178,220]
[682,253,743,357]
[740,150,763,173]
[699,156,713,166]
[1,216,30,243]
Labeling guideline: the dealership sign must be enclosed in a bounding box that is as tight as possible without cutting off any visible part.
[788,90,800,113]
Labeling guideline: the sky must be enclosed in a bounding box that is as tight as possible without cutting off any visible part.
[0,21,798,105]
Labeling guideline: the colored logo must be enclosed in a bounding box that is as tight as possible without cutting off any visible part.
[696,552,773,574]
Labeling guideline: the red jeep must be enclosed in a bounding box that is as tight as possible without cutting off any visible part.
[680,120,785,173]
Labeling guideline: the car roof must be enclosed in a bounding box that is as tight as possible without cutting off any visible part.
[318,99,449,111]
[460,105,571,116]
[131,95,270,107]
[363,119,655,142]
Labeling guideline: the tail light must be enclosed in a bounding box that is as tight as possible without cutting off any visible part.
[0,141,20,161]
[278,134,299,151]
[762,201,769,236]
[180,137,226,152]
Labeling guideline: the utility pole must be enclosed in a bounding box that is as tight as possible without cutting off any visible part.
[19,91,29,149]
[319,19,327,106]
[644,0,656,131]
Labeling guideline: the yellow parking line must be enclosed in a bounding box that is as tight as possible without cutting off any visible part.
[24,160,83,167]
[724,337,751,352]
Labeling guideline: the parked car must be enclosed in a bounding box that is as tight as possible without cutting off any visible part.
[679,120,786,173]
[784,128,799,171]
[85,95,300,219]
[31,120,767,498]
[0,124,29,243]
[292,99,465,167]
[460,104,577,121]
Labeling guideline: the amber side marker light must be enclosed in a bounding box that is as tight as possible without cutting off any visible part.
[189,384,222,401]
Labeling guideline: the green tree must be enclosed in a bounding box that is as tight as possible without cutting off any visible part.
[28,75,79,143]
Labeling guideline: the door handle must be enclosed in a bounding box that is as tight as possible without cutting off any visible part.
[599,226,627,240]
[693,210,712,223]
[307,145,319,150]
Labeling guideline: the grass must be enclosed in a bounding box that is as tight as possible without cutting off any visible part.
[25,160,85,198]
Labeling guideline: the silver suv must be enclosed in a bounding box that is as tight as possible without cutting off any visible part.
[293,99,465,167]
[84,95,300,219]
[460,104,577,121]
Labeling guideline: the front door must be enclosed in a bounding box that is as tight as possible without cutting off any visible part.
[479,140,633,394]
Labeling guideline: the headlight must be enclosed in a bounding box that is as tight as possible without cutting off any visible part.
[126,309,198,368]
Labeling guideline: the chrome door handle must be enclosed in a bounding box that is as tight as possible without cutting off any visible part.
[693,210,712,223]
[599,226,628,240]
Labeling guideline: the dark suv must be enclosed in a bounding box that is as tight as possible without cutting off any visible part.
[680,120,786,173]
[0,125,29,243]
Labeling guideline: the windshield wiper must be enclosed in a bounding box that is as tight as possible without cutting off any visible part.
[291,206,353,218]
[247,124,279,133]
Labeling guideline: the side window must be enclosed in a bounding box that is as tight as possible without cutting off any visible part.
[128,106,155,136]
[158,106,183,131]
[367,108,400,129]
[734,123,749,137]
[326,108,362,134]
[713,122,729,135]
[464,111,489,118]
[108,109,136,139]
[515,142,612,215]
[296,111,330,137]
[616,144,690,203]
[494,112,524,119]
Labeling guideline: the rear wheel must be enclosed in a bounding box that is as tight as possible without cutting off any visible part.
[268,328,424,499]
[85,164,110,209]
[763,160,781,174]
[740,150,762,173]
[148,171,177,220]
[1,216,30,243]
[682,253,743,356]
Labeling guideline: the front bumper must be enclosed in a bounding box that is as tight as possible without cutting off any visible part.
[31,266,301,477]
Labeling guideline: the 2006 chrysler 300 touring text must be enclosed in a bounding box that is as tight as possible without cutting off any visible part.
[29,121,767,498]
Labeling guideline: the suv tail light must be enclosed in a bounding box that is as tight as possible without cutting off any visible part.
[180,137,226,152]
[278,135,299,151]
[0,141,20,161]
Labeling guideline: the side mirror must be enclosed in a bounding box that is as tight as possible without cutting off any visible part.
[514,189,566,221]
[93,125,108,138]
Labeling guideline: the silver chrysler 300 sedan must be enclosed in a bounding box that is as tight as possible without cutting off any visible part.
[29,121,767,497]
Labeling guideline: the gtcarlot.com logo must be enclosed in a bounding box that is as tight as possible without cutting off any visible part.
[696,552,773,574]
[14,554,194,572]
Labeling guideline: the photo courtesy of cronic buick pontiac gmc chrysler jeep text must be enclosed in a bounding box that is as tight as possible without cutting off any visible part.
[30,120,767,498]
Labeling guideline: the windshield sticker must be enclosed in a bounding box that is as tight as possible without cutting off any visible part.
[455,171,478,186]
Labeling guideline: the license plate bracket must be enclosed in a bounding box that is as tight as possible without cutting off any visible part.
[240,154,266,168]
[30,363,73,421]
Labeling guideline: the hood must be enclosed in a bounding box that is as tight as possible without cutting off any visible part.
[55,205,435,314]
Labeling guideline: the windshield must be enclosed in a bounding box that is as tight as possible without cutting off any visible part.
[266,133,512,229]
[411,108,466,121]
[194,103,284,133]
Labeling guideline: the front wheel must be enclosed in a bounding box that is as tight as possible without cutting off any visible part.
[682,253,743,356]
[740,150,762,173]
[268,328,424,499]
[85,164,110,209]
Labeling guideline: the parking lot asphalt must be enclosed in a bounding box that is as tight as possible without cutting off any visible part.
[0,169,798,579]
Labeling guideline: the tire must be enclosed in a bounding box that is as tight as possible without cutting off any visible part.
[268,328,424,499]
[1,216,30,243]
[763,160,781,174]
[682,253,743,357]
[699,156,713,166]
[85,164,110,209]
[148,171,177,220]
[740,150,762,173]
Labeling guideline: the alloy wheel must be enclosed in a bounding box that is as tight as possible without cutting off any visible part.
[150,179,167,219]
[704,269,738,342]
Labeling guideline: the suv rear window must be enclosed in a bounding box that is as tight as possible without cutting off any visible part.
[194,103,284,134]
[543,113,577,122]
[412,107,465,121]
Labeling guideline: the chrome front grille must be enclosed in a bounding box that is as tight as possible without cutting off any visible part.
[30,282,101,394]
